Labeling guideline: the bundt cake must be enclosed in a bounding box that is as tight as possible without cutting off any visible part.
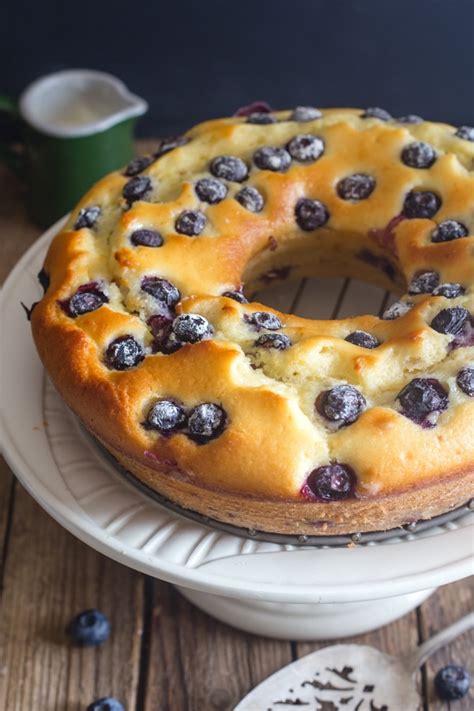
[30,106,474,535]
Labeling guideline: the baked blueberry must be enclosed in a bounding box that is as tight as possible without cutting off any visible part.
[286,134,325,162]
[246,112,277,124]
[195,178,228,204]
[316,385,366,426]
[401,142,437,169]
[432,283,465,298]
[234,101,272,117]
[122,175,152,204]
[344,331,380,349]
[235,186,264,212]
[67,287,108,317]
[457,367,474,396]
[124,154,154,177]
[382,301,413,320]
[304,463,356,501]
[68,609,110,646]
[148,314,174,354]
[141,277,180,309]
[187,403,226,443]
[87,698,125,711]
[222,290,248,303]
[210,155,248,182]
[255,333,291,350]
[430,307,470,335]
[397,114,423,124]
[454,126,474,141]
[154,135,188,158]
[145,399,186,434]
[403,190,441,219]
[37,268,50,293]
[295,198,330,231]
[397,377,448,425]
[171,314,212,343]
[253,146,291,172]
[434,665,471,701]
[290,106,322,121]
[407,270,439,295]
[130,229,163,247]
[431,220,469,243]
[175,209,206,236]
[244,311,282,330]
[361,107,392,121]
[74,205,101,230]
[105,335,145,370]
[337,174,375,201]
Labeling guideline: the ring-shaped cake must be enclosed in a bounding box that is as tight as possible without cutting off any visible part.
[30,106,474,535]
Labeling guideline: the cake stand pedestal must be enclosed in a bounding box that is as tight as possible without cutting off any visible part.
[177,587,435,640]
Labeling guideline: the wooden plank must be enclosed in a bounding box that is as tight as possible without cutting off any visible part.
[0,482,144,711]
[143,581,292,711]
[420,579,474,711]
[0,459,15,589]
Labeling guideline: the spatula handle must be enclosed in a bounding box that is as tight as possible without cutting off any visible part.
[404,611,474,674]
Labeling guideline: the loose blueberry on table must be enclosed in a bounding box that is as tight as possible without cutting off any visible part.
[303,463,356,501]
[87,697,125,711]
[68,609,110,646]
[434,665,471,701]
[187,403,226,443]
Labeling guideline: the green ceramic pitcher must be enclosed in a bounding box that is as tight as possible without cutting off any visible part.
[0,70,148,227]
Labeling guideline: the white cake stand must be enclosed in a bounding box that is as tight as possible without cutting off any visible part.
[1,221,472,640]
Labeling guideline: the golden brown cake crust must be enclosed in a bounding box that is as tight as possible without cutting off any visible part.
[31,107,474,534]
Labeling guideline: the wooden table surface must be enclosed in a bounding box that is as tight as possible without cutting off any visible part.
[0,149,473,711]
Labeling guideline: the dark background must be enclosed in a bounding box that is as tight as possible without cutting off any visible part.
[2,0,473,136]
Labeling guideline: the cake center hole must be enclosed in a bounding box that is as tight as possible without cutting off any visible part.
[254,276,396,320]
